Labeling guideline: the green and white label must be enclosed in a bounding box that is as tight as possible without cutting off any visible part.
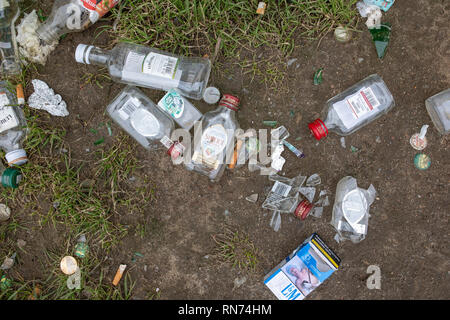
[158,89,184,119]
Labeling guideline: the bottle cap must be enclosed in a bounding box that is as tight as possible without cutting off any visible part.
[75,44,94,64]
[294,200,313,220]
[414,153,431,170]
[203,87,221,104]
[219,94,240,111]
[60,256,78,275]
[308,119,328,140]
[5,149,28,166]
[1,167,22,188]
[167,141,184,159]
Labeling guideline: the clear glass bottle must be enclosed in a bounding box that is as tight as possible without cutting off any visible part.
[75,42,211,100]
[107,86,175,151]
[157,88,202,131]
[0,81,27,166]
[0,0,21,76]
[36,0,119,45]
[308,74,395,140]
[184,95,240,182]
[425,88,449,135]
[0,160,21,188]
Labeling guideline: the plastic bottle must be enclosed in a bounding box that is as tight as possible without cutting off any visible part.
[308,74,394,140]
[425,88,449,135]
[107,86,176,151]
[157,88,203,131]
[0,0,21,76]
[36,0,119,45]
[185,95,240,181]
[75,42,211,100]
[0,160,21,188]
[0,81,27,166]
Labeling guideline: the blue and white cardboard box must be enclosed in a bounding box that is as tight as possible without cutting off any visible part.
[363,0,395,12]
[264,233,341,300]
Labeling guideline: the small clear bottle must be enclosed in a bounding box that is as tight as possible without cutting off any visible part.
[308,74,394,140]
[75,42,211,100]
[0,160,21,188]
[184,95,240,182]
[107,86,175,151]
[157,88,202,131]
[0,0,21,76]
[0,81,27,166]
[36,0,119,45]
[425,88,449,135]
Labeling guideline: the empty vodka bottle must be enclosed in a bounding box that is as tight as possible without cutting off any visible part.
[425,88,449,135]
[75,42,211,100]
[0,81,27,166]
[0,160,21,188]
[263,190,313,220]
[107,86,175,151]
[0,0,21,76]
[37,0,119,45]
[308,74,394,140]
[185,95,240,181]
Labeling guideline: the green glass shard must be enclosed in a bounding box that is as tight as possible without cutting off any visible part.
[369,23,391,59]
[263,120,278,127]
[314,68,323,85]
[94,138,105,145]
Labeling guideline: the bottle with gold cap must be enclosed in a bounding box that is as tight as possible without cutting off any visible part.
[184,94,240,182]
[0,81,27,166]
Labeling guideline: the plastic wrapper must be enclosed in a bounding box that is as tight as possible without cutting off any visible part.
[330,176,376,243]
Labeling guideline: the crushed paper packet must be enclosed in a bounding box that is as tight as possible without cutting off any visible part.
[28,79,69,116]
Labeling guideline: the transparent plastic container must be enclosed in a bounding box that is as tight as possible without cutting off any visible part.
[184,95,240,182]
[0,81,27,165]
[157,88,202,131]
[0,0,21,76]
[75,42,211,100]
[308,74,395,140]
[107,86,175,151]
[425,88,450,135]
[36,0,119,44]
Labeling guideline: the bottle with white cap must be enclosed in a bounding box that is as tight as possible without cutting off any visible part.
[36,0,120,45]
[75,42,211,100]
[0,0,21,76]
[0,81,27,166]
[107,85,179,154]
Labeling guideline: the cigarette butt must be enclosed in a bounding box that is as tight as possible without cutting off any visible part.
[228,139,243,169]
[16,84,25,105]
[256,2,266,15]
[112,264,127,286]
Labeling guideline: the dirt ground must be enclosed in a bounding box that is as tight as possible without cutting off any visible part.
[8,0,450,299]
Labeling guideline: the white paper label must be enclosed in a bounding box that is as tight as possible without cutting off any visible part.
[201,124,228,157]
[0,1,10,9]
[143,53,178,79]
[0,42,11,49]
[160,135,173,149]
[346,87,380,119]
[271,181,292,197]
[0,93,19,134]
[118,97,141,120]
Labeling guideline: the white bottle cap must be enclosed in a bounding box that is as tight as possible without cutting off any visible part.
[75,44,93,64]
[5,149,28,166]
[203,87,221,104]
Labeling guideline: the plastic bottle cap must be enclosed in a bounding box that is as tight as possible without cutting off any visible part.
[1,167,22,188]
[167,141,184,159]
[219,94,240,111]
[409,133,427,150]
[308,119,328,140]
[5,149,28,166]
[414,153,431,170]
[294,200,313,220]
[75,44,93,64]
[60,256,78,275]
[203,87,221,104]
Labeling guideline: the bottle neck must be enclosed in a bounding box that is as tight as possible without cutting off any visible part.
[86,47,110,67]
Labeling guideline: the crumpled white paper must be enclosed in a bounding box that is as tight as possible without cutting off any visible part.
[28,79,69,116]
[16,10,58,65]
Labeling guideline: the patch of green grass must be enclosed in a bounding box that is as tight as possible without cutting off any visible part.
[213,228,259,272]
[80,68,112,89]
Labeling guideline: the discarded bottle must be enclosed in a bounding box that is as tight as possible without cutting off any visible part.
[75,42,211,100]
[107,86,175,151]
[0,0,21,76]
[0,81,27,165]
[308,74,394,140]
[264,191,313,220]
[425,88,450,135]
[74,234,88,258]
[0,160,21,188]
[185,95,240,181]
[157,88,202,131]
[37,0,119,45]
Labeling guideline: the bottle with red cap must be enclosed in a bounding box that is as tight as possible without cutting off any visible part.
[185,94,240,181]
[308,74,395,140]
